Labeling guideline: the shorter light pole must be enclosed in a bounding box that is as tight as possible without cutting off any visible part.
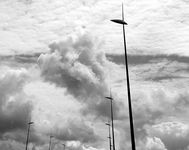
[105,96,116,150]
[105,122,112,150]
[62,143,66,150]
[49,135,54,150]
[25,122,34,150]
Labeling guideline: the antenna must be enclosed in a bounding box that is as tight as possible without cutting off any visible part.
[122,3,124,21]
[105,121,112,150]
[105,94,115,150]
[110,88,112,98]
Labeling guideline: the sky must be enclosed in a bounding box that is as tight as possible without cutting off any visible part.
[0,0,189,150]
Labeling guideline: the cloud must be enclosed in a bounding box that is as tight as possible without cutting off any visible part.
[50,141,104,150]
[36,34,131,149]
[82,97,125,120]
[32,140,105,150]
[144,137,167,150]
[107,53,189,83]
[108,85,189,150]
[0,0,188,57]
[0,67,45,145]
[54,119,99,144]
[0,53,41,69]
[133,88,189,126]
[0,68,32,133]
[1,1,189,149]
[107,54,189,65]
[0,139,24,150]
[38,34,124,120]
[146,122,189,150]
[0,0,108,55]
[24,80,103,146]
[115,83,189,149]
[38,34,107,98]
[101,52,189,150]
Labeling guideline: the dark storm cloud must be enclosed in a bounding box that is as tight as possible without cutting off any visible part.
[38,34,124,120]
[38,35,107,99]
[141,61,189,82]
[107,54,189,65]
[0,70,32,134]
[0,53,41,67]
[0,100,32,133]
[107,54,189,82]
[145,75,189,82]
[13,53,41,64]
[0,69,45,145]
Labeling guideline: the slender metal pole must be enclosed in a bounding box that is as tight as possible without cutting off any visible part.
[49,136,53,150]
[105,96,116,150]
[62,144,66,150]
[110,99,115,150]
[106,122,112,150]
[25,124,30,150]
[25,122,33,150]
[111,4,136,150]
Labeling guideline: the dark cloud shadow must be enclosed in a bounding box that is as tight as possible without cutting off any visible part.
[107,54,189,65]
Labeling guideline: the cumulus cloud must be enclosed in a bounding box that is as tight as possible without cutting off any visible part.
[146,122,189,150]
[144,137,167,150]
[38,34,124,120]
[38,34,107,98]
[0,67,43,146]
[107,83,189,150]
[0,68,32,133]
[54,119,99,144]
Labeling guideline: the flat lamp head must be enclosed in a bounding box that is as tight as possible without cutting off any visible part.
[29,122,34,124]
[105,123,110,126]
[105,96,113,100]
[111,19,128,25]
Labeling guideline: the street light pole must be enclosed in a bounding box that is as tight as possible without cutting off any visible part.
[111,4,136,150]
[105,96,115,150]
[62,143,66,150]
[49,136,54,150]
[105,122,112,150]
[25,122,34,150]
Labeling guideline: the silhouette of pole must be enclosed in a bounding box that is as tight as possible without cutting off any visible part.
[105,96,115,150]
[111,4,136,150]
[25,122,34,150]
[105,122,112,150]
[62,143,66,150]
[48,136,54,150]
